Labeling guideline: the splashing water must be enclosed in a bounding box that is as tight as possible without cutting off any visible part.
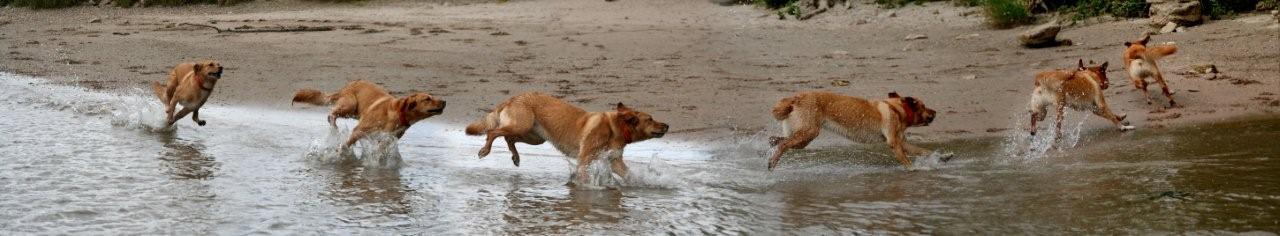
[303,128,403,169]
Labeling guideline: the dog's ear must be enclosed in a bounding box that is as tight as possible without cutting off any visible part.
[1100,61,1109,70]
[192,63,204,73]
[618,111,639,125]
[1124,41,1132,47]
[888,92,901,98]
[904,97,918,106]
[615,102,630,112]
[402,99,416,113]
[1078,59,1086,70]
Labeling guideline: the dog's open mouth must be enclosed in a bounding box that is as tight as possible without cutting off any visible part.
[427,108,445,114]
[209,71,222,79]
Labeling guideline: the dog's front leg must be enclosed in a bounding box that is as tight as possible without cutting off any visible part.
[504,137,521,166]
[341,129,367,153]
[608,150,629,183]
[191,109,206,126]
[1052,96,1067,142]
[884,127,914,170]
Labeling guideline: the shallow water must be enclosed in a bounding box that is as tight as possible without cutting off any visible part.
[1,72,1277,234]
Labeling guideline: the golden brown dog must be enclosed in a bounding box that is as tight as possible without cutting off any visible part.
[767,91,941,170]
[465,92,669,184]
[292,80,446,151]
[151,60,223,127]
[1123,34,1179,108]
[1027,60,1134,140]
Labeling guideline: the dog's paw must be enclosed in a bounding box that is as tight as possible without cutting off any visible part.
[477,149,491,159]
[196,120,206,126]
[1119,125,1136,131]
[939,153,956,162]
[511,155,520,167]
[768,136,785,146]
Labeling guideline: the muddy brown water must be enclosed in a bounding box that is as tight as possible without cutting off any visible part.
[1,73,1277,234]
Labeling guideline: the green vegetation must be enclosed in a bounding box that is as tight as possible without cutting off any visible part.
[982,0,1034,28]
[1071,0,1147,20]
[9,0,87,8]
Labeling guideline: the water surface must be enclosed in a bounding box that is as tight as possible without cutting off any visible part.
[1,73,1277,234]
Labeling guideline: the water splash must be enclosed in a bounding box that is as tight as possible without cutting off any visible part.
[303,128,403,169]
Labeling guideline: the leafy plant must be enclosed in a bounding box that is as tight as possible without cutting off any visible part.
[983,0,1034,28]
[1072,0,1147,20]
[11,0,88,8]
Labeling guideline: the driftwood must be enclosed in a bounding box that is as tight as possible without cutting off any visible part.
[180,23,335,33]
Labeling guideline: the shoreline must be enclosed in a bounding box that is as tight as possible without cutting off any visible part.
[3,0,1278,143]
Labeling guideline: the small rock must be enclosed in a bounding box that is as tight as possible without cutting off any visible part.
[1019,20,1063,47]
[932,9,940,15]
[962,75,977,80]
[831,80,850,86]
[887,11,897,17]
[855,19,868,25]
[1257,1,1276,11]
[1160,22,1178,34]
[830,50,849,56]
[1175,26,1187,32]
[1148,0,1203,27]
[954,33,980,40]
[904,34,927,41]
[89,18,102,23]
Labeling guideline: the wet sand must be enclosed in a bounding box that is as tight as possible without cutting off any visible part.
[1,0,1278,143]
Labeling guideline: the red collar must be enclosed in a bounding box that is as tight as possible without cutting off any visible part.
[619,119,635,143]
[399,106,412,127]
[193,75,214,91]
[899,102,916,125]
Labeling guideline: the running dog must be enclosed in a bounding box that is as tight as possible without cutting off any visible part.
[767,91,942,170]
[152,60,224,128]
[1123,34,1179,108]
[465,92,669,184]
[1027,60,1134,140]
[292,80,446,151]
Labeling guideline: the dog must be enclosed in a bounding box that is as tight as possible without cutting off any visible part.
[151,60,224,127]
[292,80,446,151]
[465,92,669,184]
[1027,60,1135,140]
[1123,33,1179,108]
[767,91,941,170]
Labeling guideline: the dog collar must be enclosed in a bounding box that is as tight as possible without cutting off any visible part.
[193,75,214,91]
[899,102,916,125]
[399,109,411,127]
[619,118,635,143]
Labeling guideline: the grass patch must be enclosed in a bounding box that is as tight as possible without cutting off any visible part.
[982,0,1034,28]
[1071,0,1147,20]
[10,0,88,8]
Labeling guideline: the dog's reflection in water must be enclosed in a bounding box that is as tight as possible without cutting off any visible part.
[499,175,628,233]
[320,160,411,216]
[156,133,219,180]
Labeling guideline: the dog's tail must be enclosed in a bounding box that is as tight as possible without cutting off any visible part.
[291,89,333,106]
[151,81,168,102]
[465,105,506,136]
[771,96,797,121]
[1144,44,1177,62]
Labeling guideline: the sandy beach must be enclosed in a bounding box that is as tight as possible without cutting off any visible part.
[2,0,1278,143]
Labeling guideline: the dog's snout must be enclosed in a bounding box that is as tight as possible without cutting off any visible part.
[440,100,447,108]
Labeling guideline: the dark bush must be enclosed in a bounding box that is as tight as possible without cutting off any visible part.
[11,0,88,8]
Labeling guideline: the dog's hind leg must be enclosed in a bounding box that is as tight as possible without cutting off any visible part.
[1154,71,1177,108]
[768,123,819,170]
[1027,88,1050,136]
[1052,95,1067,142]
[479,108,534,159]
[166,106,196,127]
[328,97,357,129]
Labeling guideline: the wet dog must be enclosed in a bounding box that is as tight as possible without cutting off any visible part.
[465,92,669,184]
[1123,34,1179,108]
[292,80,446,151]
[1027,60,1134,140]
[151,60,224,127]
[767,91,942,170]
